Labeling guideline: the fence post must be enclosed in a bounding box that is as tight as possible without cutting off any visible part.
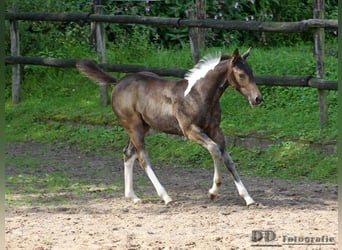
[187,0,206,64]
[313,0,327,128]
[195,0,206,49]
[187,9,200,64]
[94,1,109,106]
[10,7,21,105]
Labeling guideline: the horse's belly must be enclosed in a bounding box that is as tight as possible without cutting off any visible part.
[144,114,183,135]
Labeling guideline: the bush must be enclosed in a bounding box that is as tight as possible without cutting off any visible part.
[5,0,338,52]
[102,0,338,47]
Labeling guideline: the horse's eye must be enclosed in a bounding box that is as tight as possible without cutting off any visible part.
[239,74,246,80]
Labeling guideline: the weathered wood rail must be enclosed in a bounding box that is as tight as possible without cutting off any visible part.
[5,56,338,90]
[5,12,338,32]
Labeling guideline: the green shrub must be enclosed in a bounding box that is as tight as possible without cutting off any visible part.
[5,0,338,51]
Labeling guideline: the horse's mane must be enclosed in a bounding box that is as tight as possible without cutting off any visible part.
[220,54,231,61]
[184,52,221,96]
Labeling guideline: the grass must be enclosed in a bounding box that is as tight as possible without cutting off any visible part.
[5,152,125,206]
[5,42,338,197]
[230,143,337,183]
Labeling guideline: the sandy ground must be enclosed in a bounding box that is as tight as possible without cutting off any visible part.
[5,142,338,249]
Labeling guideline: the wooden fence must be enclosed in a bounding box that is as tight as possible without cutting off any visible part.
[5,0,338,128]
[5,56,338,90]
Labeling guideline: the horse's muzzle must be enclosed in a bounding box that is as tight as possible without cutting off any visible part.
[254,95,263,105]
[249,94,263,106]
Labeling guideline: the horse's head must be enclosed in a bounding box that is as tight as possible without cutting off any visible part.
[227,48,263,106]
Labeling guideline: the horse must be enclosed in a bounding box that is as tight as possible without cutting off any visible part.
[76,48,263,206]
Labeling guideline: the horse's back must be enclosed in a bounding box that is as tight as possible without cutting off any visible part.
[115,72,185,98]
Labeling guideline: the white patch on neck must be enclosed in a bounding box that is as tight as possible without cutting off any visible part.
[184,52,221,97]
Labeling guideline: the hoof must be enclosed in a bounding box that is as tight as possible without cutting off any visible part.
[133,198,142,204]
[165,199,176,206]
[247,201,259,208]
[164,196,173,205]
[125,194,142,204]
[209,193,217,201]
[208,186,220,201]
[208,191,218,201]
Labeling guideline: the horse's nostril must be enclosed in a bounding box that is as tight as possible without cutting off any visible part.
[255,96,263,104]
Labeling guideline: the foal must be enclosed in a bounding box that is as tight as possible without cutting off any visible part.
[77,48,263,206]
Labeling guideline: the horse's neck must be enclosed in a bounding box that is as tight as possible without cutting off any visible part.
[195,61,229,102]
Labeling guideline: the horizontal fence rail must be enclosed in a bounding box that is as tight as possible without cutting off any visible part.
[5,12,338,32]
[5,56,338,90]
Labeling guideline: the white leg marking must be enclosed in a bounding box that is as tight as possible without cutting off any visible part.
[124,157,141,203]
[208,160,221,198]
[204,142,223,199]
[234,180,255,206]
[209,183,220,197]
[145,165,172,204]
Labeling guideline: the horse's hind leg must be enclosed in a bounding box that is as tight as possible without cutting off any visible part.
[123,141,141,203]
[124,121,172,204]
[141,150,173,204]
[223,151,255,206]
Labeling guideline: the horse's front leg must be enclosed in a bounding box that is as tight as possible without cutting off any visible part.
[208,157,222,200]
[223,151,255,206]
[186,125,255,206]
[184,125,224,200]
[212,127,255,206]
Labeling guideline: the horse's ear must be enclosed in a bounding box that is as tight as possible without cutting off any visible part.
[241,47,251,60]
[231,48,239,64]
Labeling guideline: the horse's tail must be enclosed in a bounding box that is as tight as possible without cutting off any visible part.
[76,59,117,85]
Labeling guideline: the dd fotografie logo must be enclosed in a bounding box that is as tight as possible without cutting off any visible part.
[251,230,336,247]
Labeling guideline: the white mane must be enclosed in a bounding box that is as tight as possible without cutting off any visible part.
[184,52,221,96]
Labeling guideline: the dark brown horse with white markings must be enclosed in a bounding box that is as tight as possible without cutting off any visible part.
[77,48,263,206]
